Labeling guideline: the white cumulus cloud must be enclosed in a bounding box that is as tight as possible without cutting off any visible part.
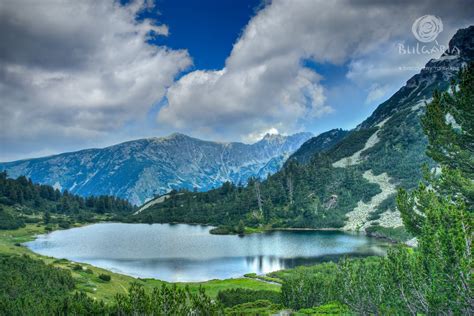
[0,0,192,160]
[157,0,474,142]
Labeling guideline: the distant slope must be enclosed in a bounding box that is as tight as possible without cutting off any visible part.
[0,132,312,205]
[287,129,349,165]
[137,26,474,238]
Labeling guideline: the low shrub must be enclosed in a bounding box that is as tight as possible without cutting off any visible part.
[217,288,281,307]
[99,274,111,282]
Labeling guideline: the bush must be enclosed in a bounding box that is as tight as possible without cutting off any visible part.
[209,226,234,234]
[72,264,83,271]
[0,208,25,230]
[365,225,412,242]
[98,274,111,282]
[224,300,283,315]
[58,220,71,229]
[297,302,349,315]
[217,288,281,307]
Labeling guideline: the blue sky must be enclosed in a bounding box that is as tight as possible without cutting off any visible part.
[1,0,473,161]
[148,0,384,134]
[137,0,391,139]
[149,0,262,70]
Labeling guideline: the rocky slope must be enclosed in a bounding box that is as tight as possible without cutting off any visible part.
[330,25,474,231]
[0,132,312,205]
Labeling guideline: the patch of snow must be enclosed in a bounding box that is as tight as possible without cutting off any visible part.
[52,181,62,191]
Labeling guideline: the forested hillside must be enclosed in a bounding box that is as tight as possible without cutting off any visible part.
[0,172,135,230]
[0,255,221,315]
[280,61,473,315]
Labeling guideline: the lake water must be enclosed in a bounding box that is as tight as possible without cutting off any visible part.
[26,223,390,282]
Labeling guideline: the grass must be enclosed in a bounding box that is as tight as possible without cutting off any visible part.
[0,224,280,303]
[267,261,339,281]
[224,300,284,315]
[244,272,283,284]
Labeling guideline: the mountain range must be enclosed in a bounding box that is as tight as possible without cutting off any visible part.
[0,132,312,205]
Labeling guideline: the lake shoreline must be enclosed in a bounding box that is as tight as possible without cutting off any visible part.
[1,224,281,303]
[25,222,391,282]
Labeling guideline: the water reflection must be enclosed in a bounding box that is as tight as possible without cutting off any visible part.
[26,223,390,282]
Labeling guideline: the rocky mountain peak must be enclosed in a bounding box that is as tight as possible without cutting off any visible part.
[448,25,474,58]
[0,132,312,205]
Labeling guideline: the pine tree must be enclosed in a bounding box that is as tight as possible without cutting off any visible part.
[396,63,474,314]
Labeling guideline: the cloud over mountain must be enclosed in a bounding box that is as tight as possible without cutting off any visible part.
[0,0,191,160]
[158,0,474,140]
[1,0,473,160]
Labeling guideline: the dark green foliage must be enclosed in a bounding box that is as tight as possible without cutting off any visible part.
[0,206,24,229]
[224,300,283,315]
[72,264,83,271]
[0,172,136,228]
[58,220,71,229]
[84,268,94,274]
[420,64,474,206]
[280,64,474,315]
[217,288,281,307]
[362,106,433,189]
[210,220,246,235]
[209,226,237,235]
[287,128,349,165]
[366,194,397,222]
[43,211,51,224]
[364,225,412,242]
[282,271,336,310]
[325,127,377,162]
[0,255,221,315]
[111,283,222,315]
[297,301,349,315]
[98,274,111,282]
[0,171,135,215]
[280,261,339,310]
[0,254,76,315]
[139,157,380,229]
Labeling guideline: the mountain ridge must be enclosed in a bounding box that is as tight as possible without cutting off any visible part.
[0,132,313,205]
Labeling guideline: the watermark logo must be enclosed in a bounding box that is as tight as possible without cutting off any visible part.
[411,15,443,43]
[398,15,459,57]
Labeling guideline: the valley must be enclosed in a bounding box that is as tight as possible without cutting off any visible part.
[0,3,472,312]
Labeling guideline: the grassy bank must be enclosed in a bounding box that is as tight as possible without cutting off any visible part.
[0,224,280,303]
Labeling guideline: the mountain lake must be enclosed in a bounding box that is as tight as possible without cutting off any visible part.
[26,223,390,282]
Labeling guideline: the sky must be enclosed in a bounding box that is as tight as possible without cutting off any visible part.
[1,0,474,161]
